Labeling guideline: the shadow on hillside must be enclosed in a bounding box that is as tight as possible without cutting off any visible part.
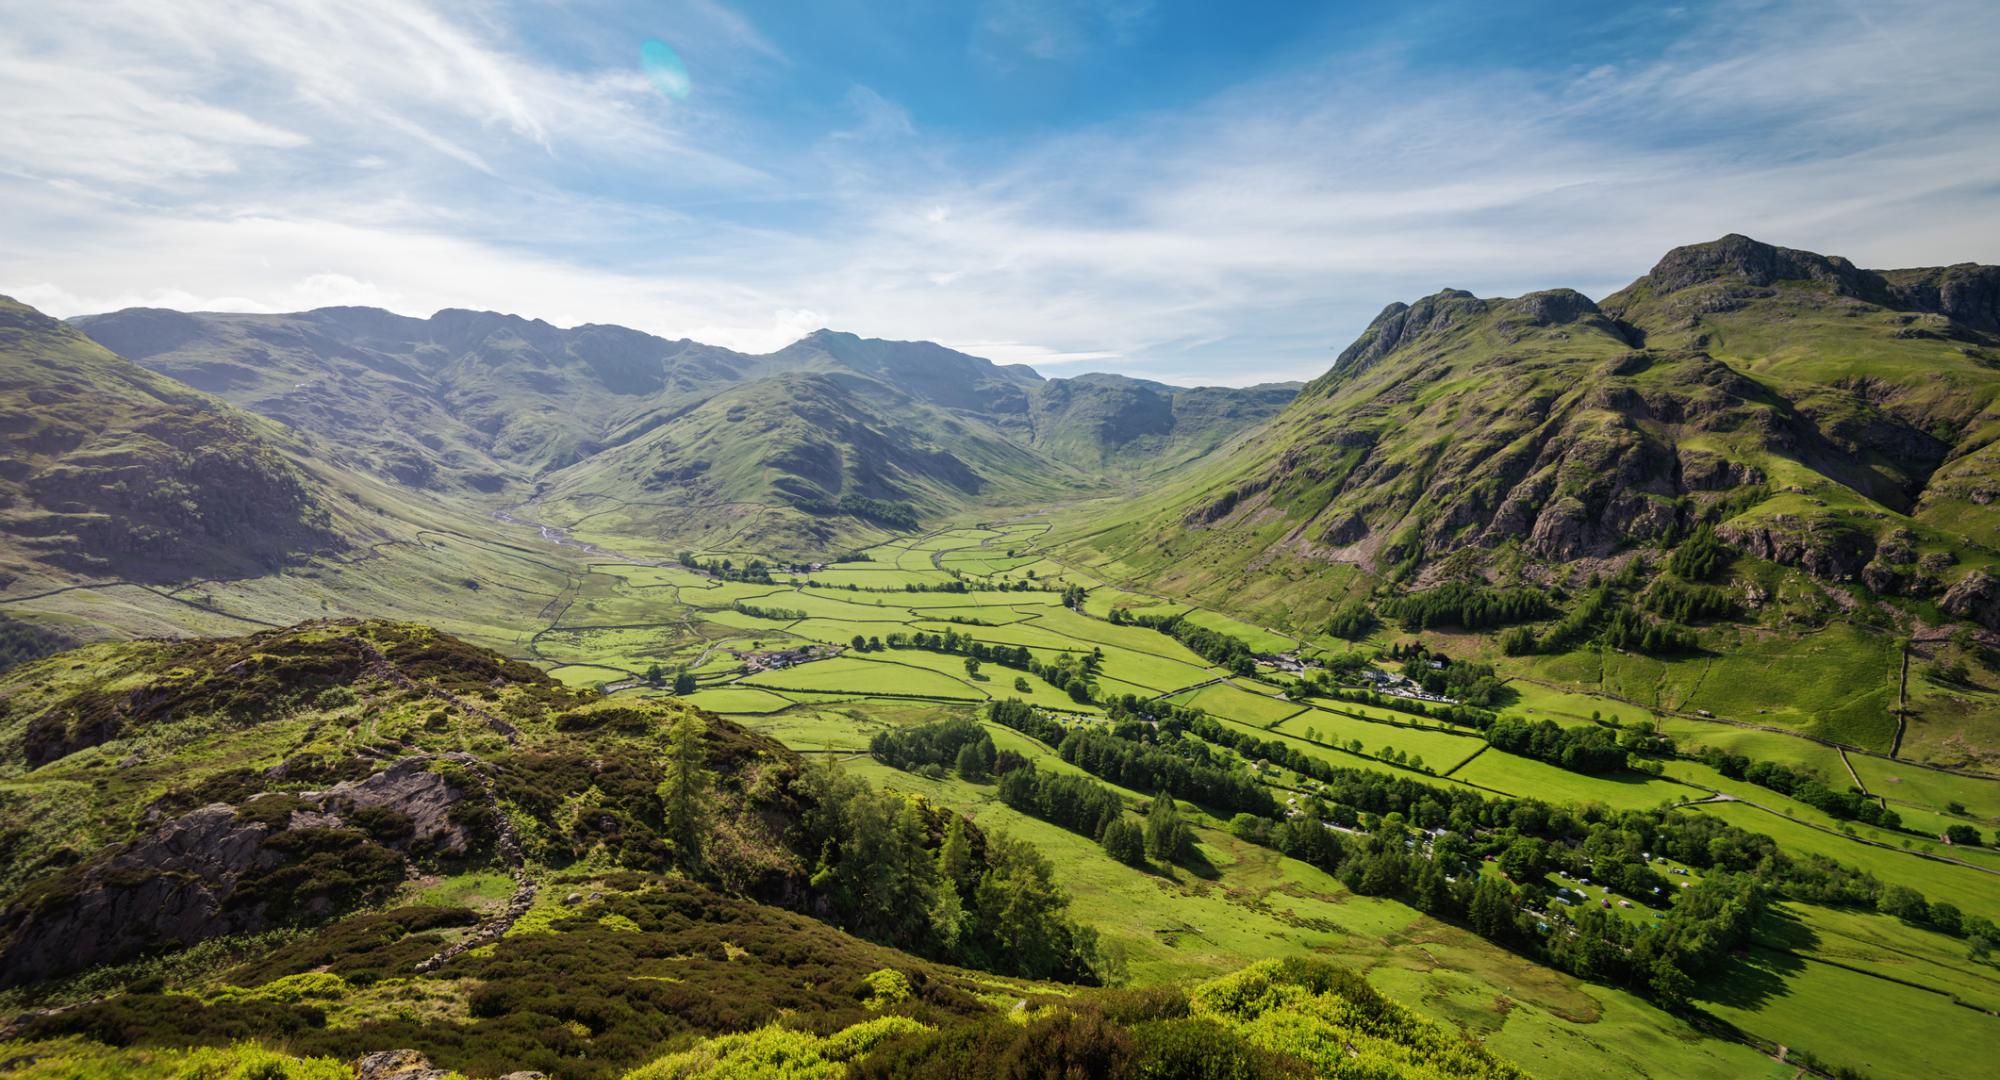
[1694,906,1817,1013]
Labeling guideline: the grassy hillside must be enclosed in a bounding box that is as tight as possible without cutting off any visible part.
[1046,236,2000,760]
[72,311,1295,551]
[1061,237,1998,607]
[0,620,1529,1079]
[0,297,344,585]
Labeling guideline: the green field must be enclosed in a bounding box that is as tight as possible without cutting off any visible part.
[343,519,2000,1080]
[1849,755,2000,823]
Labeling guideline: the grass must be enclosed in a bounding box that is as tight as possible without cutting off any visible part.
[1683,801,2000,924]
[412,872,516,909]
[837,754,1778,1080]
[739,655,983,699]
[1696,906,2000,1080]
[13,507,1992,1080]
[1848,755,2000,823]
[1169,682,1305,726]
[679,687,798,714]
[1451,754,1707,811]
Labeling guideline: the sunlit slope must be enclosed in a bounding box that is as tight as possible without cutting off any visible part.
[1058,236,2000,626]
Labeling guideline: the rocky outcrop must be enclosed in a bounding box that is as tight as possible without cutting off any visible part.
[1718,517,1875,582]
[1676,448,1762,491]
[1888,263,2000,334]
[1941,570,2000,631]
[1638,234,1877,297]
[0,805,277,986]
[1500,288,1603,328]
[0,754,466,987]
[354,1049,454,1080]
[298,755,473,851]
[1326,289,1488,381]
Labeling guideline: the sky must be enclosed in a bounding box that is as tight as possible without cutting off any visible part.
[3,0,1998,386]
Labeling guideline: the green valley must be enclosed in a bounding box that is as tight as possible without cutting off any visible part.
[3,235,1999,1079]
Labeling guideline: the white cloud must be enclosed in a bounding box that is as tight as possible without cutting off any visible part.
[0,0,1997,387]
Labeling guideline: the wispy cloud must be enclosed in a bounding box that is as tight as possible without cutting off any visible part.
[1,0,1997,382]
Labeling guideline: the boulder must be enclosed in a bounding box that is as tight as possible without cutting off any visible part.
[1941,570,2000,631]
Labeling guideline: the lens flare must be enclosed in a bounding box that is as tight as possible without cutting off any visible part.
[641,38,691,99]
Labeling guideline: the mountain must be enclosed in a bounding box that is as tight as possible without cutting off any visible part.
[535,369,1075,551]
[71,305,762,492]
[1027,372,1302,475]
[0,620,1524,1080]
[70,309,1296,550]
[1062,235,2000,627]
[0,297,345,585]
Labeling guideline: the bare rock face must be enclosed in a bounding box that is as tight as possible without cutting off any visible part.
[1640,234,1872,296]
[1942,570,2000,631]
[355,1049,452,1080]
[1677,448,1761,491]
[1330,289,1488,379]
[0,805,276,986]
[0,754,468,987]
[299,754,472,851]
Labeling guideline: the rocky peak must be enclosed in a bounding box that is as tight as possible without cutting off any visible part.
[1329,288,1488,380]
[1499,288,1603,327]
[1638,234,1875,297]
[1886,263,2000,334]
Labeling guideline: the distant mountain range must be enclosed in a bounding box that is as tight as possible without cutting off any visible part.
[3,232,1995,632]
[69,307,1297,552]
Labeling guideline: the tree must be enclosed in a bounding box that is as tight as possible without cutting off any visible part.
[852,634,868,651]
[1880,884,1928,923]
[1145,794,1191,862]
[963,656,983,679]
[1468,877,1517,940]
[1647,956,1694,1010]
[672,669,697,694]
[1326,600,1376,641]
[657,707,712,862]
[1101,818,1146,866]
[1946,824,1984,847]
[644,662,665,687]
[938,815,978,896]
[1014,676,1032,693]
[955,738,995,781]
[1499,838,1548,883]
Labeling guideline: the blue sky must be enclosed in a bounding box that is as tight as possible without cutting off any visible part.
[3,0,1998,385]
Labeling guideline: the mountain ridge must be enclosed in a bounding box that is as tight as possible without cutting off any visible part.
[69,304,1299,552]
[1057,234,2000,630]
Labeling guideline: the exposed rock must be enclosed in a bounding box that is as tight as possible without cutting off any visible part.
[1327,289,1488,380]
[0,756,465,986]
[1889,263,2000,334]
[300,755,470,851]
[1500,288,1602,327]
[1941,570,2000,631]
[1676,449,1762,491]
[1718,517,1874,581]
[0,805,276,986]
[1638,234,1875,297]
[355,1049,451,1080]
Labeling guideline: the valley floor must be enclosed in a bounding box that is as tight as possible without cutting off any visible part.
[7,505,1997,1079]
